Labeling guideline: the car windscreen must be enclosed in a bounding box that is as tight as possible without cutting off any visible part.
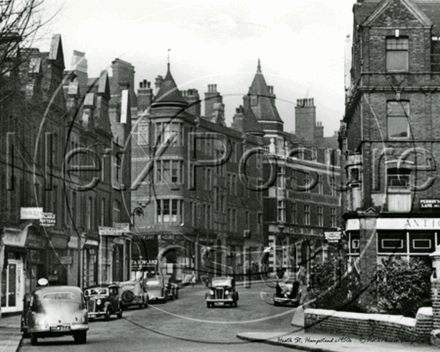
[33,291,82,312]
[42,292,77,301]
[84,288,108,296]
[211,279,231,286]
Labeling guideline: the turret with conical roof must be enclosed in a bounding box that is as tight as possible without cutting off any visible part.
[248,59,283,133]
[152,63,188,108]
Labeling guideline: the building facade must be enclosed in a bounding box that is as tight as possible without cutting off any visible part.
[247,62,342,284]
[131,64,265,283]
[130,60,342,286]
[340,0,440,288]
[0,35,132,313]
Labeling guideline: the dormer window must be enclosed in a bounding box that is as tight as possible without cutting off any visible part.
[386,37,408,72]
[250,96,257,106]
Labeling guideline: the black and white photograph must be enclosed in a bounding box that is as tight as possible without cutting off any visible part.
[1,1,440,351]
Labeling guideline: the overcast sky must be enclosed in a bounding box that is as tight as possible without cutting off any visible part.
[41,0,355,136]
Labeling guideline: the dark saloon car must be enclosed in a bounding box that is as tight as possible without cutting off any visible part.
[84,284,123,320]
[273,280,301,307]
[118,280,149,309]
[21,286,89,345]
[166,281,179,300]
[205,276,239,308]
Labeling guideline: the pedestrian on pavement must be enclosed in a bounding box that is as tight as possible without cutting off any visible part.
[297,265,306,285]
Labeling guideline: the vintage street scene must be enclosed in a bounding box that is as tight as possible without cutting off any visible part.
[2,0,440,351]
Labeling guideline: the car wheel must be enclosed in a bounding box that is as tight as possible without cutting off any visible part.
[145,297,149,308]
[117,307,123,319]
[234,300,238,308]
[175,290,179,299]
[30,334,38,346]
[206,302,211,308]
[121,290,135,304]
[74,331,87,344]
[105,309,111,321]
[274,300,279,306]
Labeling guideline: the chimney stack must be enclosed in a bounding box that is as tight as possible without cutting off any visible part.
[137,79,153,112]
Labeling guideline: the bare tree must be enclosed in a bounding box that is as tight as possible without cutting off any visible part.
[0,0,60,79]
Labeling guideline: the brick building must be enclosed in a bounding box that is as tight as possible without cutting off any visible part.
[248,62,341,283]
[130,64,265,283]
[0,35,132,313]
[340,0,440,288]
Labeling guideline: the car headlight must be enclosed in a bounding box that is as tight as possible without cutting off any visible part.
[97,299,102,305]
[225,290,229,296]
[209,290,214,296]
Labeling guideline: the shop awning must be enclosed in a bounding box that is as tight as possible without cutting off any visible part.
[2,224,31,247]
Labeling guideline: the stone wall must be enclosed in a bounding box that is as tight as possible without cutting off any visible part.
[305,307,433,344]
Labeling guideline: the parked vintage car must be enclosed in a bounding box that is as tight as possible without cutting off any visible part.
[21,285,88,345]
[273,280,301,307]
[118,280,149,309]
[145,276,168,303]
[205,276,239,308]
[83,283,123,320]
[166,281,179,300]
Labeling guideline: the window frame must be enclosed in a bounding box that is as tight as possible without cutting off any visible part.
[386,37,409,72]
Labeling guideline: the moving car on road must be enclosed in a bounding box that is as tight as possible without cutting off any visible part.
[205,276,239,308]
[21,285,89,345]
[273,280,301,307]
[118,280,149,309]
[84,283,123,320]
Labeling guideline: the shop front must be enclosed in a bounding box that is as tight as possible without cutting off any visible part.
[346,218,440,273]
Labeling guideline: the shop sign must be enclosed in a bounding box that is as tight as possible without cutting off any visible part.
[99,227,120,236]
[420,199,440,208]
[85,239,99,246]
[20,207,43,220]
[40,212,56,227]
[325,232,341,243]
[113,222,130,232]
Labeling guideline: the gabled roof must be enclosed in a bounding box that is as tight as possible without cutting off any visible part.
[152,63,188,107]
[362,0,432,27]
[248,59,282,123]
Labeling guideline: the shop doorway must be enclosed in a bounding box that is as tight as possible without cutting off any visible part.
[1,260,24,313]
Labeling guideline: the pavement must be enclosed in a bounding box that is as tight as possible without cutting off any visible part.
[0,313,21,352]
[236,303,440,352]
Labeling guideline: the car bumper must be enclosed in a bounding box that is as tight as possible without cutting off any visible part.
[88,310,108,318]
[273,296,300,305]
[149,296,166,301]
[206,298,234,303]
[30,324,88,336]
